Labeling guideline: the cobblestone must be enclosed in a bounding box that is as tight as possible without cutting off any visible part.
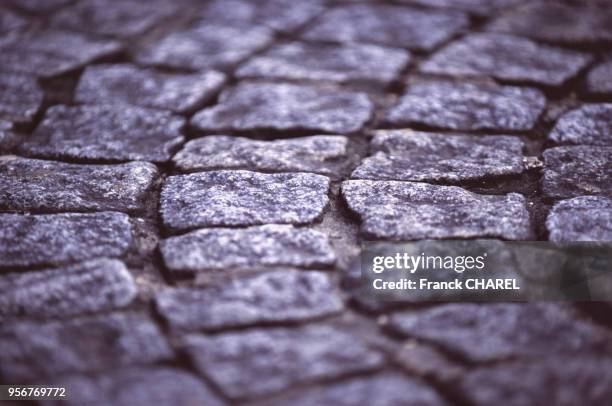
[547,196,612,243]
[0,157,158,213]
[343,180,532,240]
[351,130,525,182]
[160,170,329,231]
[21,105,184,163]
[75,64,226,114]
[0,71,44,125]
[587,61,612,95]
[191,82,373,134]
[386,80,546,131]
[160,225,336,273]
[0,120,20,152]
[548,104,612,146]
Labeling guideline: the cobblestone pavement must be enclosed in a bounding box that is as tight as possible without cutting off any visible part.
[1,0,612,405]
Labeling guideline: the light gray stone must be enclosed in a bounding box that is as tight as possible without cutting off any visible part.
[0,71,43,124]
[548,104,612,146]
[587,61,612,95]
[547,196,612,243]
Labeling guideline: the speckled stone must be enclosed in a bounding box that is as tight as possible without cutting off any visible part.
[421,34,591,86]
[134,22,273,71]
[0,258,137,320]
[487,3,612,44]
[160,225,336,273]
[0,71,44,125]
[160,170,329,231]
[183,325,384,400]
[548,104,612,146]
[460,356,612,406]
[0,212,132,269]
[20,105,184,163]
[342,180,532,240]
[0,312,173,382]
[352,130,524,182]
[0,30,122,78]
[173,135,352,178]
[542,146,612,198]
[54,367,224,406]
[191,83,373,134]
[0,121,20,152]
[75,64,226,114]
[547,196,612,243]
[388,304,610,362]
[51,0,178,37]
[236,41,410,86]
[277,372,447,406]
[0,157,158,213]
[386,80,546,131]
[399,0,522,16]
[587,61,612,95]
[199,0,324,32]
[302,4,468,51]
[155,270,343,331]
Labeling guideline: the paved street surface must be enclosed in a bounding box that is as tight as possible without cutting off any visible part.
[1,0,612,404]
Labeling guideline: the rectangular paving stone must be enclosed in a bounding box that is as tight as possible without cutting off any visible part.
[183,325,384,400]
[0,71,44,125]
[0,30,123,78]
[191,82,373,134]
[160,225,336,273]
[386,80,545,132]
[236,41,410,86]
[302,4,468,52]
[0,212,132,269]
[387,304,611,363]
[155,270,343,331]
[547,196,612,243]
[75,64,226,114]
[134,21,273,71]
[420,33,591,87]
[0,258,137,320]
[0,157,158,213]
[542,146,612,198]
[160,170,329,231]
[0,312,173,382]
[587,61,612,95]
[20,105,185,163]
[172,135,352,178]
[342,180,533,240]
[352,130,525,182]
[548,104,612,146]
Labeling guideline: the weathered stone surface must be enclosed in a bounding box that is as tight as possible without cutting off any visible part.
[421,34,591,86]
[276,372,447,406]
[548,104,612,146]
[51,0,177,37]
[587,61,612,95]
[0,212,132,269]
[399,0,522,16]
[156,270,343,331]
[173,135,351,177]
[0,120,21,152]
[460,356,612,406]
[236,41,410,86]
[487,3,612,44]
[0,30,122,78]
[135,22,273,71]
[161,170,329,231]
[352,130,524,182]
[547,196,612,243]
[388,304,610,362]
[302,4,468,52]
[191,83,373,134]
[160,225,336,273]
[75,64,226,114]
[0,312,173,382]
[0,71,44,125]
[199,0,323,32]
[542,146,612,198]
[0,258,137,320]
[386,80,545,131]
[343,180,532,240]
[54,367,224,406]
[0,157,158,212]
[183,325,384,400]
[0,8,28,35]
[20,105,184,163]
